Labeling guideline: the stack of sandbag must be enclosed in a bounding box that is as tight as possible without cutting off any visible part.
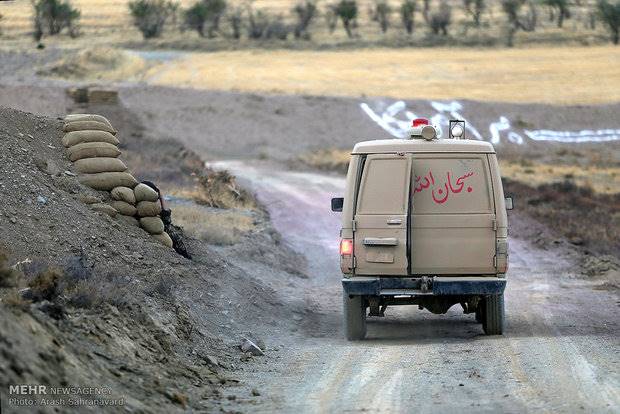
[110,186,138,226]
[62,114,138,193]
[134,183,174,248]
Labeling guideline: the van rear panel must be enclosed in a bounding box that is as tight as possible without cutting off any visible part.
[349,152,498,277]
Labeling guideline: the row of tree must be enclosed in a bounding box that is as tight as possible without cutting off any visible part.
[24,0,620,45]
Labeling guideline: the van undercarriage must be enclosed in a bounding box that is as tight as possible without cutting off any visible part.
[342,276,506,339]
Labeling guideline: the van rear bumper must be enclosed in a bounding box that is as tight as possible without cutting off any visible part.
[342,276,506,296]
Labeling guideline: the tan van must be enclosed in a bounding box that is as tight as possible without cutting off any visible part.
[331,120,512,339]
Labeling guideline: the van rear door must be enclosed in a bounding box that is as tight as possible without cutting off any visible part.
[411,154,496,274]
[354,154,412,275]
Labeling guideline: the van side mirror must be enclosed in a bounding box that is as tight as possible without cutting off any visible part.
[331,197,344,212]
[505,196,514,211]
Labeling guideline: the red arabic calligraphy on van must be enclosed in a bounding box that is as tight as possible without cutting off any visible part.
[414,170,475,204]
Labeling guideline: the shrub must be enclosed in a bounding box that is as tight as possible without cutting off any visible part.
[265,17,291,40]
[540,0,570,28]
[429,0,451,35]
[422,0,431,22]
[501,0,536,46]
[184,1,209,36]
[325,5,339,33]
[28,268,61,302]
[293,0,317,38]
[400,0,416,34]
[463,0,485,26]
[128,0,177,39]
[247,7,270,39]
[597,0,620,44]
[334,0,358,38]
[32,0,81,41]
[184,0,226,37]
[227,6,243,39]
[372,0,392,33]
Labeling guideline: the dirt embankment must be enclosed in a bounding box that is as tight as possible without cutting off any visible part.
[0,105,304,412]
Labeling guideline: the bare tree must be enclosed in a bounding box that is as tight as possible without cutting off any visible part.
[325,5,339,33]
[227,6,243,39]
[501,0,535,46]
[246,5,269,39]
[400,0,416,34]
[463,0,485,26]
[293,0,317,38]
[597,0,620,44]
[541,0,571,28]
[429,0,452,35]
[372,0,392,33]
[422,0,431,22]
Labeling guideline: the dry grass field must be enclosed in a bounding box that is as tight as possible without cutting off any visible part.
[145,46,620,104]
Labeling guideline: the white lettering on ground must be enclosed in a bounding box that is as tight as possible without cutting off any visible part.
[360,101,620,145]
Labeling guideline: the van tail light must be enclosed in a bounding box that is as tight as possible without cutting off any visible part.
[340,239,353,255]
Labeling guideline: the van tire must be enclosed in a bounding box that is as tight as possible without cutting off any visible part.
[343,293,366,340]
[482,294,504,335]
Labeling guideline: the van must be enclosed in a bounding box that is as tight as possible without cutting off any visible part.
[331,120,512,340]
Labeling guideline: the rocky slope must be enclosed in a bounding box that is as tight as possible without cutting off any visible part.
[0,105,302,413]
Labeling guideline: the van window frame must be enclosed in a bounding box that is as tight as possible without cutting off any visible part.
[355,154,411,215]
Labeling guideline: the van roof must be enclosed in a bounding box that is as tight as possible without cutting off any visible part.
[351,139,496,154]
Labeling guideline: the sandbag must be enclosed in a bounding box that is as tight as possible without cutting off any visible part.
[62,130,120,148]
[111,201,137,216]
[136,201,162,217]
[74,158,127,174]
[152,232,173,248]
[111,186,136,204]
[63,120,116,135]
[78,172,138,191]
[64,113,113,127]
[90,203,118,217]
[67,142,121,162]
[117,215,139,227]
[77,194,101,205]
[134,183,159,202]
[140,217,164,235]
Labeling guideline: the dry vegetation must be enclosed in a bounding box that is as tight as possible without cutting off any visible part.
[168,168,257,209]
[36,46,148,80]
[164,167,258,246]
[170,204,256,245]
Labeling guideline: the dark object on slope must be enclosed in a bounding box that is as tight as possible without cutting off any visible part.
[142,181,192,259]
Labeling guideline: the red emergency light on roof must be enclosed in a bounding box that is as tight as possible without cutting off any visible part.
[412,118,429,127]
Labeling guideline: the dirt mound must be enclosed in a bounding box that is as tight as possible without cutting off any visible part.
[37,47,147,81]
[0,105,304,412]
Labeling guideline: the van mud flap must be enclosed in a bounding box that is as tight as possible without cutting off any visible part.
[342,277,506,296]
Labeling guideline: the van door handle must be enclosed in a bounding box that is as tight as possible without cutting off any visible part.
[364,237,399,246]
[387,219,402,225]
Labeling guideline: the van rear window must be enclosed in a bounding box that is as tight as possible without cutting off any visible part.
[357,157,409,215]
[412,157,492,214]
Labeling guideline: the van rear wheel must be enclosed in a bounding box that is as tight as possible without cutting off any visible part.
[343,293,366,340]
[482,294,504,335]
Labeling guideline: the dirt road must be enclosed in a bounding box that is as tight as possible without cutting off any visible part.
[212,160,619,413]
